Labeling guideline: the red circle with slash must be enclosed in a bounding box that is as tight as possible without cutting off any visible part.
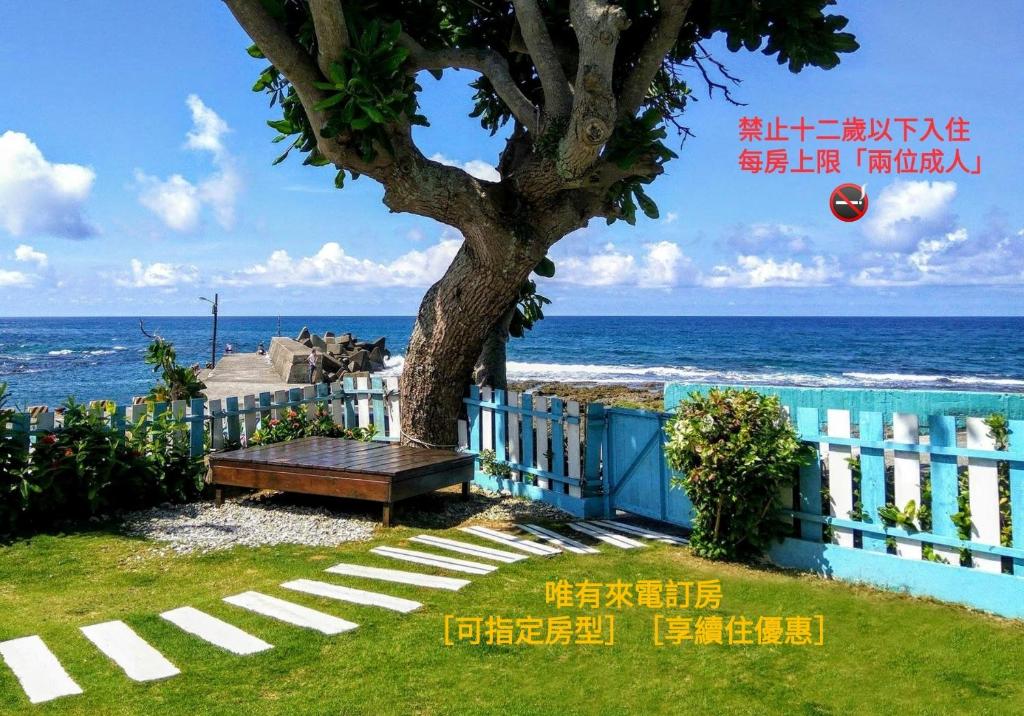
[829,183,869,222]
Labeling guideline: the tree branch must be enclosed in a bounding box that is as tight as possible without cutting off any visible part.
[558,0,631,181]
[400,34,540,135]
[617,0,693,121]
[511,0,572,118]
[308,0,349,78]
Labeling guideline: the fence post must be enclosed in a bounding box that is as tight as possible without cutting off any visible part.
[342,376,357,428]
[258,392,272,427]
[859,412,887,553]
[189,397,206,458]
[567,401,581,498]
[11,412,30,450]
[928,414,960,565]
[371,377,386,439]
[966,416,1001,573]
[208,398,224,450]
[493,388,507,467]
[796,407,823,542]
[1009,419,1024,576]
[225,396,241,445]
[520,392,533,486]
[549,397,565,494]
[583,402,605,497]
[468,385,481,455]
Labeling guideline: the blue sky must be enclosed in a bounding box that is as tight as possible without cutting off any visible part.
[0,0,1021,317]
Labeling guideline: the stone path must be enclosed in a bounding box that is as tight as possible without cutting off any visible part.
[0,520,686,705]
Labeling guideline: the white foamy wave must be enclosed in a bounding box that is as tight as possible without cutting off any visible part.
[87,349,117,355]
[47,349,73,356]
[113,346,127,351]
[370,356,1024,389]
[842,372,1024,388]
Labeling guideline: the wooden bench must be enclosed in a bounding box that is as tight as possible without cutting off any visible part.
[208,436,475,527]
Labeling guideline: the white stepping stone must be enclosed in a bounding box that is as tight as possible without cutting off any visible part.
[459,526,561,556]
[325,563,470,591]
[160,607,272,655]
[80,621,180,682]
[519,524,600,554]
[591,519,689,545]
[569,522,645,549]
[0,635,82,704]
[411,535,527,563]
[282,579,422,614]
[371,546,496,575]
[223,592,357,635]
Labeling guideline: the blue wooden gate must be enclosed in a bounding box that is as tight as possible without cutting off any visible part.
[602,407,692,527]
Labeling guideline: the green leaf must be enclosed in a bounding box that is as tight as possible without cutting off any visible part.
[328,62,347,86]
[266,119,295,134]
[533,257,556,278]
[334,170,345,189]
[634,187,659,219]
[313,92,347,111]
[246,44,265,59]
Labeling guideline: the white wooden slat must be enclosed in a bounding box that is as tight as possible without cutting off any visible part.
[459,526,561,556]
[272,389,288,420]
[966,417,1001,573]
[34,411,55,433]
[507,391,521,481]
[893,413,923,560]
[0,636,82,704]
[566,400,581,498]
[410,535,527,563]
[826,409,854,548]
[356,375,371,429]
[208,398,224,450]
[370,547,496,575]
[80,621,180,682]
[534,396,550,489]
[519,524,600,554]
[223,591,358,635]
[325,563,470,591]
[160,607,272,655]
[171,399,187,420]
[481,386,494,452]
[569,522,644,549]
[303,384,317,421]
[591,520,689,545]
[242,393,258,442]
[457,420,469,451]
[386,376,401,441]
[282,579,422,613]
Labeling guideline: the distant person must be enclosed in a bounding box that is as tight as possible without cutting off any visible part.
[308,347,319,383]
[225,342,233,354]
[257,342,266,355]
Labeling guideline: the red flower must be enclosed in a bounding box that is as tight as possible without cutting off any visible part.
[269,419,281,427]
[40,434,57,445]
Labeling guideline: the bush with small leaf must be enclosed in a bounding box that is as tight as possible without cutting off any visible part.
[664,388,814,561]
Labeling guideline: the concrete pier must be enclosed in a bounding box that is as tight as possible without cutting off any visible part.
[199,353,308,402]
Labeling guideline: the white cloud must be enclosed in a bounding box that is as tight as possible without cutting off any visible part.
[14,244,48,268]
[557,240,694,288]
[223,236,462,288]
[136,96,241,231]
[0,268,32,287]
[663,212,679,225]
[0,131,96,239]
[429,153,500,182]
[184,94,229,159]
[863,180,957,250]
[703,255,837,288]
[726,222,810,253]
[118,259,199,288]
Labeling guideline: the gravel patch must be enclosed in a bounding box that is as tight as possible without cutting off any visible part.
[120,493,377,554]
[120,486,573,553]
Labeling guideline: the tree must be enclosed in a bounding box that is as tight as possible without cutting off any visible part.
[221,0,857,447]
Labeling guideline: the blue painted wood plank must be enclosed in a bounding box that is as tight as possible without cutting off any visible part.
[583,403,605,495]
[371,377,386,438]
[225,397,241,444]
[665,383,1024,421]
[549,397,565,490]
[520,393,533,478]
[1009,419,1024,575]
[493,389,507,465]
[287,387,302,410]
[342,376,356,428]
[258,392,272,427]
[929,414,960,565]
[468,385,481,453]
[859,411,887,552]
[189,398,206,458]
[796,407,823,542]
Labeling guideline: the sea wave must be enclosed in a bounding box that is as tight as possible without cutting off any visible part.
[47,349,74,356]
[376,356,1024,389]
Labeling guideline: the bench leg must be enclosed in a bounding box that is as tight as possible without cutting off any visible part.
[215,488,223,508]
[382,503,393,528]
[461,481,471,500]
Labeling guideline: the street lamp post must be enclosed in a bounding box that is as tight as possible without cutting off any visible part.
[199,293,219,368]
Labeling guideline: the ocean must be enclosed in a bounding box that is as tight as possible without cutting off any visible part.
[1,316,1022,408]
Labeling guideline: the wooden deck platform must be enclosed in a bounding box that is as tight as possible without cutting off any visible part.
[208,437,475,526]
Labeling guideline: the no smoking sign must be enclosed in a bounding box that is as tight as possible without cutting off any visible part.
[830,183,868,222]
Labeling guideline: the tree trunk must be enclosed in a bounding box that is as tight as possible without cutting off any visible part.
[399,242,536,448]
[473,305,514,390]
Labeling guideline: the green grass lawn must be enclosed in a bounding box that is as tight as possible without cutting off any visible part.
[1,524,1022,716]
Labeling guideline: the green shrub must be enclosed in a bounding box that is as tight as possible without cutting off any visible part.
[0,383,30,532]
[664,388,814,561]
